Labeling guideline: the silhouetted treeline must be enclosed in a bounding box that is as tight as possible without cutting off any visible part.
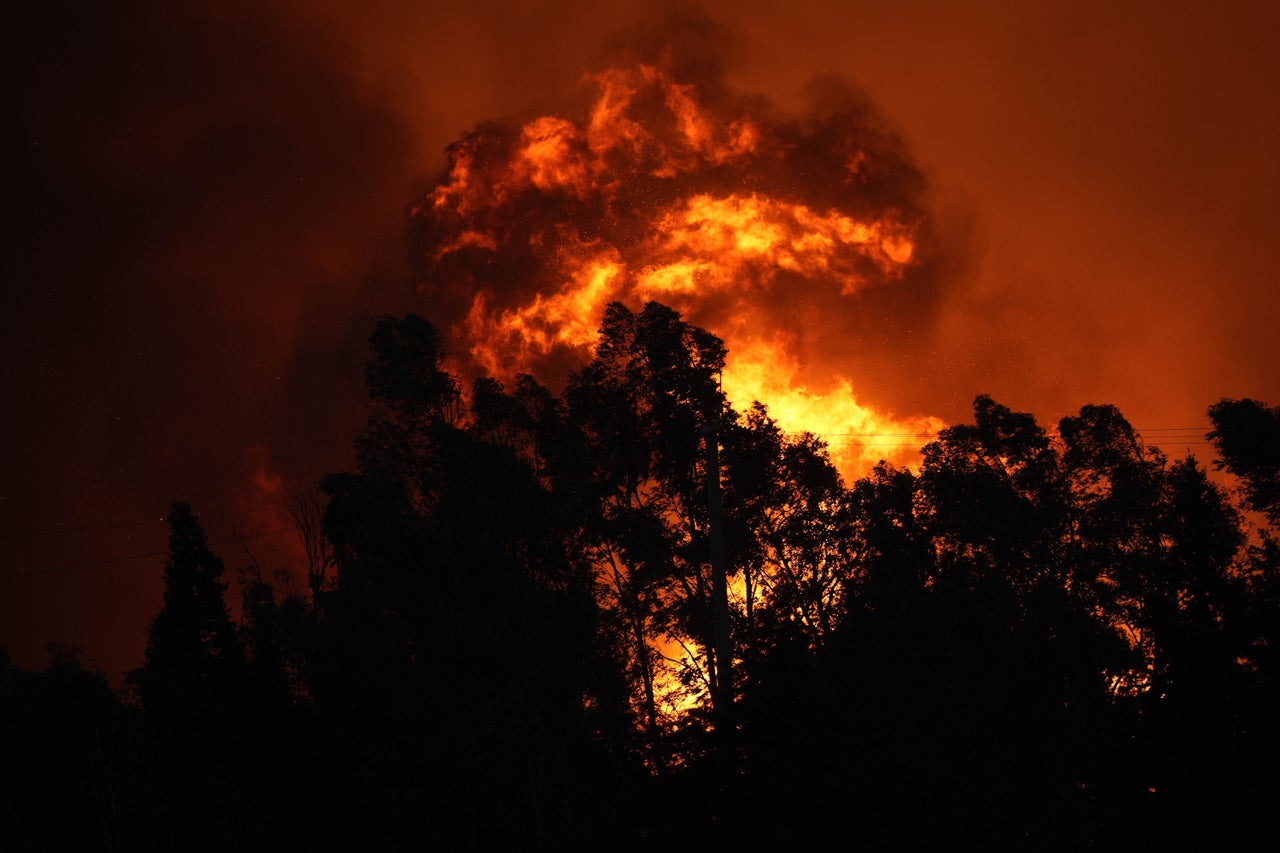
[5,303,1279,851]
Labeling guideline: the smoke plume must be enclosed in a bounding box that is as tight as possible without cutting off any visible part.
[409,15,949,472]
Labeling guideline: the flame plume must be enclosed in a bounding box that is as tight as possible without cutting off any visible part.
[411,59,943,475]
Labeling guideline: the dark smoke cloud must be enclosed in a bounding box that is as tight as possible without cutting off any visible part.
[408,18,955,401]
[604,4,740,88]
[3,1,423,679]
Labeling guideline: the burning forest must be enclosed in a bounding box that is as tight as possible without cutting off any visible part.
[7,5,1280,851]
[409,54,945,476]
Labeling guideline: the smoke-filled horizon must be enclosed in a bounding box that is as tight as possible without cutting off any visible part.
[5,0,1279,683]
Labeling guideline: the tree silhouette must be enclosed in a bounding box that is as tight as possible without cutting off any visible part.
[127,500,244,720]
[1209,397,1280,526]
[27,307,1280,849]
[122,501,267,848]
[310,313,641,848]
[558,301,731,741]
[1,646,167,852]
[728,405,852,652]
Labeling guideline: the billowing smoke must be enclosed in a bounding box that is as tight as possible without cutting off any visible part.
[408,21,946,473]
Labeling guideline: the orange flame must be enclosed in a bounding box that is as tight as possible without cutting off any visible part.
[414,61,938,477]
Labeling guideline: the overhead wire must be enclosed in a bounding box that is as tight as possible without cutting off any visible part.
[0,424,1220,580]
[1,427,1218,536]
[0,528,296,582]
[0,503,287,544]
[812,425,1213,449]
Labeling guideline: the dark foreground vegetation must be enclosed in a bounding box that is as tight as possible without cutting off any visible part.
[5,301,1280,851]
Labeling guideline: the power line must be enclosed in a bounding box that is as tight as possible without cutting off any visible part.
[0,504,288,544]
[0,517,168,543]
[0,528,296,582]
[821,439,1213,449]
[0,425,1223,566]
[810,425,1212,440]
[819,432,941,436]
[1132,427,1213,432]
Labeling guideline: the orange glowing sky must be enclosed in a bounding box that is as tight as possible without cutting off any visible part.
[4,0,1279,682]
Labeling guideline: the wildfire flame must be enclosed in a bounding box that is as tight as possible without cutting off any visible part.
[412,60,942,476]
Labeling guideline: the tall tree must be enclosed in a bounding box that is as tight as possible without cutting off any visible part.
[315,313,635,848]
[559,301,732,734]
[127,500,243,719]
[1208,397,1280,526]
[725,404,853,655]
[919,394,1065,612]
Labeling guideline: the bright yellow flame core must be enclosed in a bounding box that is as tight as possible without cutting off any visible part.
[723,346,944,473]
[654,194,915,290]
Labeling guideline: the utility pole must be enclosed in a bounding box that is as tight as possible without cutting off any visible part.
[701,420,732,720]
[702,419,737,836]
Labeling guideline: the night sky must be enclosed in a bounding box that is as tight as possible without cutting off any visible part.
[5,0,1279,683]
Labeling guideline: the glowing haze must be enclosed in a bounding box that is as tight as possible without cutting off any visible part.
[411,56,943,474]
[9,1,1278,686]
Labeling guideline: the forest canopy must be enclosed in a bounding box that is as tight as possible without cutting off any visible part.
[4,302,1279,851]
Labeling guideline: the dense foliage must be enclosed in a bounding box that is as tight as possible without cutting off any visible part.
[4,303,1279,850]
